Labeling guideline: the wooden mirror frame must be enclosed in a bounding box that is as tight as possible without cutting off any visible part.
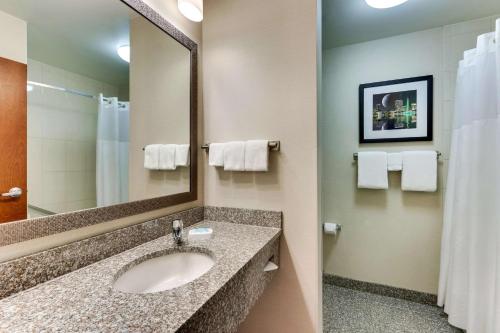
[0,0,198,246]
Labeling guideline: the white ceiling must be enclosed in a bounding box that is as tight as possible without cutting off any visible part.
[0,0,136,86]
[323,0,500,49]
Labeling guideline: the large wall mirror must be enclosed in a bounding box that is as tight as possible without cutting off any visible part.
[0,0,197,246]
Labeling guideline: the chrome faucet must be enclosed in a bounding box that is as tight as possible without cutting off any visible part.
[172,219,184,245]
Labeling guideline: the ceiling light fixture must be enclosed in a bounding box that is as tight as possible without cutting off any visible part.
[117,45,130,63]
[178,0,203,22]
[365,0,409,9]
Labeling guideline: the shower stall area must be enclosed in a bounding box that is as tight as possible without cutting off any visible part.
[27,60,129,217]
[438,19,500,333]
[321,1,500,332]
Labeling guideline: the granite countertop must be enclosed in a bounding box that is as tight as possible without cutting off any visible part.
[0,221,281,332]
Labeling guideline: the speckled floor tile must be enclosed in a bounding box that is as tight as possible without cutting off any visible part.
[323,285,463,333]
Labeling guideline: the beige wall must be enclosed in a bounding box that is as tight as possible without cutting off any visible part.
[129,16,191,201]
[0,10,26,64]
[202,0,320,332]
[322,15,500,294]
[0,0,203,262]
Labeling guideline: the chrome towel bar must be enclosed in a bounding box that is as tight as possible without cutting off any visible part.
[201,141,281,152]
[353,151,441,161]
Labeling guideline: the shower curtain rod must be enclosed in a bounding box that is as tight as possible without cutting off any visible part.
[27,81,120,102]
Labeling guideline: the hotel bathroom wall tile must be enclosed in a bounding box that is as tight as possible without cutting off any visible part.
[65,199,96,212]
[41,110,69,140]
[42,62,67,87]
[27,59,42,82]
[65,71,101,95]
[27,138,43,203]
[86,142,97,170]
[65,171,87,202]
[441,100,454,133]
[42,68,68,110]
[443,16,492,37]
[27,60,43,105]
[447,33,482,71]
[443,17,493,72]
[42,139,66,171]
[442,130,452,158]
[66,93,96,114]
[27,105,43,137]
[65,141,87,171]
[439,16,497,160]
[86,172,96,199]
[42,172,66,205]
[64,75,99,113]
[442,159,450,190]
[442,71,456,103]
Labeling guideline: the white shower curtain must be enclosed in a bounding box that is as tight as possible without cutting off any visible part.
[438,20,500,333]
[96,94,129,207]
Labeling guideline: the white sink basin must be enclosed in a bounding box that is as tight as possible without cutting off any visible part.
[113,251,215,294]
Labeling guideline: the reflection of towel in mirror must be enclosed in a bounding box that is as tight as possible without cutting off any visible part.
[144,144,161,170]
[175,144,190,167]
[159,144,177,170]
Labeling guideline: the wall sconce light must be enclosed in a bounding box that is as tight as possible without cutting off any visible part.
[117,45,130,63]
[178,0,203,22]
[365,0,409,9]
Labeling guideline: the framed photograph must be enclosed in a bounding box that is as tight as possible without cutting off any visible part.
[359,75,433,143]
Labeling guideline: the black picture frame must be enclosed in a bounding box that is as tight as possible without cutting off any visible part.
[359,75,433,143]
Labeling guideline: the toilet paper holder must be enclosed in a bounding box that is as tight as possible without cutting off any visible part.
[323,223,342,234]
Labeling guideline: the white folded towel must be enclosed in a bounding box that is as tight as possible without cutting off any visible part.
[175,144,190,167]
[387,153,403,171]
[144,144,161,170]
[208,143,225,167]
[244,140,269,171]
[357,152,388,190]
[159,144,176,170]
[402,151,437,192]
[223,141,245,171]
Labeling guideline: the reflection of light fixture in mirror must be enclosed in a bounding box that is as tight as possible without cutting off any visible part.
[117,45,130,63]
[365,0,408,9]
[178,0,203,22]
[27,84,34,92]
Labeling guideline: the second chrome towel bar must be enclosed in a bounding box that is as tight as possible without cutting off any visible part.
[201,141,281,152]
[353,151,441,161]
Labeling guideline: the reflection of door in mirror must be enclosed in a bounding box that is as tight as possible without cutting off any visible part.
[0,57,27,223]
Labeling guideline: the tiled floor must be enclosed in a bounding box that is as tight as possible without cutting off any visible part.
[323,284,463,333]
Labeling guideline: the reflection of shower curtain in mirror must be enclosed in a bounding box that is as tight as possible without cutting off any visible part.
[96,94,129,207]
[438,20,500,333]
